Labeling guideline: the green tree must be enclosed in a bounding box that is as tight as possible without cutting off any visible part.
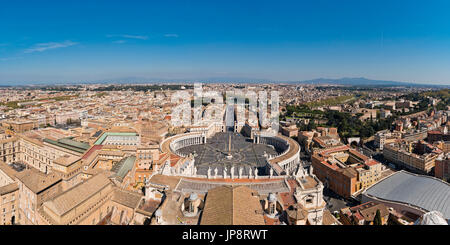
[306,120,316,131]
[373,209,382,225]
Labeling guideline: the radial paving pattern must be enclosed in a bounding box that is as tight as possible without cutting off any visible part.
[177,132,282,175]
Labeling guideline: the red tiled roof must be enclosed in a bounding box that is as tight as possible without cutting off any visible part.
[264,216,281,225]
[428,131,441,135]
[319,145,350,156]
[365,159,380,167]
[348,148,369,161]
[169,154,181,167]
[82,145,103,159]
[354,212,364,221]
[279,192,296,209]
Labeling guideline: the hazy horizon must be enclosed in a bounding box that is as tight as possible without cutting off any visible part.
[1,76,448,87]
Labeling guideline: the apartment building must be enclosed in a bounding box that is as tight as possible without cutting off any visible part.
[16,168,63,225]
[0,161,20,225]
[340,202,389,225]
[383,140,442,174]
[0,137,19,164]
[0,183,18,225]
[17,134,89,174]
[435,153,450,181]
[374,130,401,150]
[2,120,37,133]
[311,145,383,198]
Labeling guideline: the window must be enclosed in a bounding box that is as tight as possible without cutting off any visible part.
[306,196,313,205]
[119,210,124,223]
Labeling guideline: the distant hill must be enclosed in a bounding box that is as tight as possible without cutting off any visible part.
[295,77,448,87]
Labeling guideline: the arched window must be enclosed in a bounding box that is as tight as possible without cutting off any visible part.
[269,203,275,215]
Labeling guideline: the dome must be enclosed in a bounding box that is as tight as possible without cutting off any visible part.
[415,211,448,225]
[268,193,277,202]
[189,192,198,201]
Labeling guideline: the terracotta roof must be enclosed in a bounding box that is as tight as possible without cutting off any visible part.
[0,161,18,179]
[298,176,319,189]
[348,148,369,161]
[359,203,389,222]
[108,126,137,133]
[16,168,62,194]
[82,145,103,159]
[43,173,112,216]
[137,199,161,215]
[111,188,143,209]
[322,209,340,225]
[200,185,265,225]
[82,168,114,177]
[318,145,350,156]
[0,183,18,195]
[98,150,124,156]
[354,212,364,221]
[264,215,281,225]
[350,202,389,222]
[53,155,80,167]
[148,174,181,190]
[428,131,442,135]
[169,154,181,167]
[340,167,358,179]
[365,159,380,167]
[286,204,308,221]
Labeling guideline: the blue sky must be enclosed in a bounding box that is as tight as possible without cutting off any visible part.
[1,0,450,84]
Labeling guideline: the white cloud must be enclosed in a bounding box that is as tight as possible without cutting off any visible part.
[122,35,148,40]
[107,34,148,40]
[164,34,179,38]
[24,41,78,53]
[113,40,127,44]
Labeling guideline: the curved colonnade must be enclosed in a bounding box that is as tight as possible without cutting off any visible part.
[160,132,301,178]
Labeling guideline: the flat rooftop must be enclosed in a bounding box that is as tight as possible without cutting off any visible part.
[174,178,290,195]
[94,132,138,145]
